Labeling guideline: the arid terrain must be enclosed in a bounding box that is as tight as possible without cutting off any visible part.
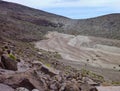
[35,32,120,81]
[0,1,120,91]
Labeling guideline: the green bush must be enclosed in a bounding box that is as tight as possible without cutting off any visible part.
[8,54,16,60]
[45,63,51,67]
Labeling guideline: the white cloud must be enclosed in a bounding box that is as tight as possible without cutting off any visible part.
[2,0,120,18]
[2,0,120,7]
[53,0,120,8]
[3,0,120,10]
[3,0,56,8]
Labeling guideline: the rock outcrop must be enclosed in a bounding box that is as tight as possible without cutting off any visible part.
[40,65,59,77]
[0,83,14,91]
[1,55,17,71]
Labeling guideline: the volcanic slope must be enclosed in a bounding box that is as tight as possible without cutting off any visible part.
[0,1,120,41]
[35,32,120,81]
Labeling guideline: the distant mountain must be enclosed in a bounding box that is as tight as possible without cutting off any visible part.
[0,0,120,41]
[71,14,120,39]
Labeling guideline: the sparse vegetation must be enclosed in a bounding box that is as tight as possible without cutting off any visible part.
[0,1,120,88]
[112,81,120,85]
[8,54,16,60]
[53,52,62,59]
[45,63,51,68]
[81,69,104,82]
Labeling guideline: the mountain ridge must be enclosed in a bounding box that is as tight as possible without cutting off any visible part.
[0,1,120,90]
[0,0,120,41]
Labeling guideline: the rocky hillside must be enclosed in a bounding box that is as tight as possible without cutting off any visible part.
[72,14,120,39]
[0,1,120,91]
[0,1,120,41]
[0,40,102,91]
[0,1,71,41]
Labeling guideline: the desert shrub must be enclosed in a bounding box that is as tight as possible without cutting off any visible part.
[81,69,104,81]
[112,81,120,85]
[8,54,16,60]
[45,63,51,67]
[54,52,62,59]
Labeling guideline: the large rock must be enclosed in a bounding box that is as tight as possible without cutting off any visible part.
[15,87,29,91]
[32,61,43,68]
[0,83,14,91]
[89,87,98,91]
[1,55,17,71]
[0,48,3,56]
[83,77,100,86]
[63,80,80,91]
[32,89,39,91]
[0,60,5,68]
[40,65,59,77]
[0,69,46,91]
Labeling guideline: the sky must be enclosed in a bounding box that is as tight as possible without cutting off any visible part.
[3,0,120,19]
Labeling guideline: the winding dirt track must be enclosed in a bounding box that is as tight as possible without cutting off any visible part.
[35,32,120,81]
[35,32,120,69]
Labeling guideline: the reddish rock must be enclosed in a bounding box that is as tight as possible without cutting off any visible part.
[0,83,14,91]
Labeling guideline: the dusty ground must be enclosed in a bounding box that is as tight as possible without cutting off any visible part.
[96,86,120,91]
[35,32,120,81]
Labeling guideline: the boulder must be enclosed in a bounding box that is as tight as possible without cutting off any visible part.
[40,65,59,77]
[15,87,29,91]
[0,83,14,91]
[90,87,98,91]
[80,83,98,91]
[32,61,43,68]
[83,77,99,86]
[0,48,3,56]
[32,89,39,91]
[0,70,45,91]
[1,55,17,71]
[17,78,36,90]
[64,81,80,91]
[0,60,5,68]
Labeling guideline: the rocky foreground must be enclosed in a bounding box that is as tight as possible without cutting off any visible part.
[35,32,120,82]
[0,42,102,91]
[0,43,120,91]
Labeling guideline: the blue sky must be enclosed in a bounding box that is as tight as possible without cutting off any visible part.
[3,0,120,19]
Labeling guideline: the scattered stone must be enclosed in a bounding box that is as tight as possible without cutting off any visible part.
[0,60,5,68]
[59,83,66,91]
[32,61,43,68]
[7,49,11,54]
[64,81,80,91]
[0,48,3,56]
[0,44,103,91]
[50,83,58,90]
[17,78,35,90]
[15,87,29,91]
[54,75,62,81]
[32,89,39,91]
[83,77,99,86]
[89,87,98,91]
[16,58,21,62]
